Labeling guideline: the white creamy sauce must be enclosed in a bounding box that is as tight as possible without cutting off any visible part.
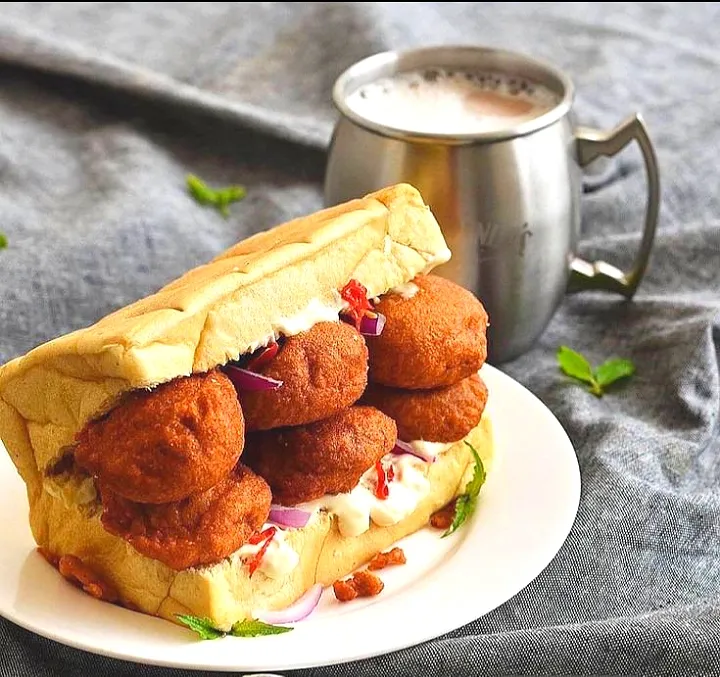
[299,453,431,538]
[238,525,299,579]
[369,455,430,527]
[273,293,345,336]
[409,439,453,457]
[390,281,420,299]
[322,489,373,537]
[246,291,345,352]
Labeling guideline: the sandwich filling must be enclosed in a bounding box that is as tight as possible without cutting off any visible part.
[47,274,489,580]
[298,452,431,538]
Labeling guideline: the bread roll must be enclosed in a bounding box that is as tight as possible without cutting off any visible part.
[0,183,492,630]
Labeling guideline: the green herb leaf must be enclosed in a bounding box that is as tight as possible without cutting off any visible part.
[230,619,293,637]
[175,614,226,640]
[176,614,293,640]
[594,358,636,388]
[0,232,7,250]
[557,345,636,397]
[186,174,246,218]
[186,174,217,206]
[442,442,486,538]
[557,346,595,385]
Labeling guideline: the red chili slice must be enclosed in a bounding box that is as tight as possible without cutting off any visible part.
[387,464,395,483]
[248,526,276,545]
[248,527,277,577]
[340,279,372,330]
[375,460,389,500]
[246,341,279,371]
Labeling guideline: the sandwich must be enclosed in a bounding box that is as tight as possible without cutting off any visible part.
[0,183,494,633]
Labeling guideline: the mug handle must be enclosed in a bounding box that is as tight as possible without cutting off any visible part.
[568,113,660,297]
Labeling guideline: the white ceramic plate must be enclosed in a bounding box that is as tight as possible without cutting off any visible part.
[0,364,580,672]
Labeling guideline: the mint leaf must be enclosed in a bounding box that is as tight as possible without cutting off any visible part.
[0,232,7,250]
[176,614,292,640]
[186,174,217,205]
[230,619,293,637]
[186,174,246,218]
[175,614,226,640]
[463,442,486,498]
[557,346,636,397]
[557,346,595,385]
[443,442,486,538]
[594,358,636,388]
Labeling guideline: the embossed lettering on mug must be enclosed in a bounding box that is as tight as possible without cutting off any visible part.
[345,68,559,135]
[478,222,534,262]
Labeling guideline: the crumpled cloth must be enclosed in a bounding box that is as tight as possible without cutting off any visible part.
[0,3,718,676]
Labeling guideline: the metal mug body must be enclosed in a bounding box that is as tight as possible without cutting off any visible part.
[324,46,659,364]
[325,115,580,362]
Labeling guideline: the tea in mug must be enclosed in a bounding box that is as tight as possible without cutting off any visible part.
[345,68,559,135]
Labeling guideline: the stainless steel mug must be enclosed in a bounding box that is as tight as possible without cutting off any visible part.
[324,46,660,363]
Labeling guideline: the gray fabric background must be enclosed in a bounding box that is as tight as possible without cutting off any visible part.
[0,2,718,675]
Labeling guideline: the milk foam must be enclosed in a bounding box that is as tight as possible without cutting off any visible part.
[346,68,558,135]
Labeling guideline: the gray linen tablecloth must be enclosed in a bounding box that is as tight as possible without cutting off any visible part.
[0,3,718,675]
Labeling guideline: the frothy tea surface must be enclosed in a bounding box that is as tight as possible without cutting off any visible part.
[346,68,559,135]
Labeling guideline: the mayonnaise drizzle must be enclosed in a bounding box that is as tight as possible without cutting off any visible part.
[238,525,300,579]
[299,453,431,538]
[409,440,453,458]
[273,293,345,336]
[246,291,345,352]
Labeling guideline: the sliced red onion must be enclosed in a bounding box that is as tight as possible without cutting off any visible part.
[225,365,282,391]
[268,505,312,529]
[392,439,437,463]
[257,584,323,624]
[359,312,386,336]
[246,341,279,371]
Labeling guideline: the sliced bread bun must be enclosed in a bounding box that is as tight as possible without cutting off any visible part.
[33,416,492,630]
[0,183,492,629]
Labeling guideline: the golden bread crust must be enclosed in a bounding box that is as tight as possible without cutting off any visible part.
[0,184,449,478]
[30,417,492,630]
[0,182,491,631]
